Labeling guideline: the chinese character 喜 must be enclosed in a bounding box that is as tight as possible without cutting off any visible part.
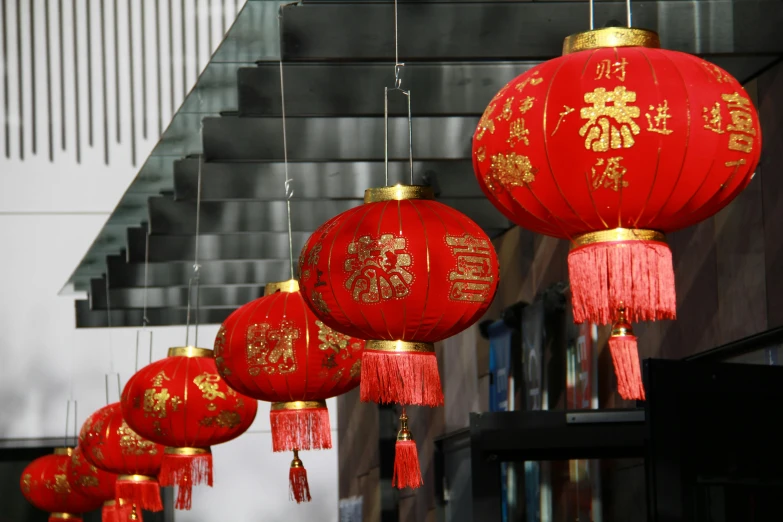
[579,86,640,151]
[344,235,413,303]
[446,235,494,303]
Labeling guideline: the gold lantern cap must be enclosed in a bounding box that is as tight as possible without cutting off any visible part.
[563,27,660,55]
[168,346,213,358]
[364,184,434,203]
[265,279,300,295]
[53,447,73,456]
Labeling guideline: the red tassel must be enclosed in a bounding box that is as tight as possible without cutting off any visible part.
[568,238,676,325]
[289,451,311,504]
[116,475,163,512]
[49,515,82,522]
[270,405,331,452]
[608,334,646,401]
[108,502,136,522]
[159,450,213,511]
[360,350,443,406]
[102,501,119,522]
[393,440,423,489]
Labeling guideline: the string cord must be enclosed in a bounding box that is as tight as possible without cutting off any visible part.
[278,5,295,279]
[383,0,413,187]
[185,146,203,347]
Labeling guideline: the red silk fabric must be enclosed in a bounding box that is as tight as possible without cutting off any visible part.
[69,446,117,503]
[21,451,103,515]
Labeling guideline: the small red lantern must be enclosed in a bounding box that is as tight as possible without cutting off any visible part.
[298,185,499,488]
[79,402,165,515]
[472,27,761,400]
[69,446,123,522]
[20,448,103,522]
[121,347,258,510]
[215,279,363,503]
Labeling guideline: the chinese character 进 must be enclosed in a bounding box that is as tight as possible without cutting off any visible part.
[579,87,640,151]
[645,100,673,135]
[445,234,495,303]
[344,235,413,303]
[591,157,629,192]
[703,103,724,134]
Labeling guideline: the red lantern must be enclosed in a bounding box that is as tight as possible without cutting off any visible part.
[472,27,761,400]
[79,402,165,515]
[298,185,499,488]
[121,347,258,510]
[20,448,103,522]
[69,446,124,522]
[215,279,363,503]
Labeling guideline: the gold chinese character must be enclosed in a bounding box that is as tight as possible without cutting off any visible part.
[579,86,640,151]
[475,145,486,163]
[316,320,353,359]
[118,422,158,456]
[499,97,514,121]
[519,96,535,114]
[703,103,724,134]
[350,359,362,380]
[193,373,226,401]
[591,157,629,191]
[514,71,543,92]
[702,61,731,83]
[246,321,299,376]
[725,159,747,168]
[507,119,530,147]
[151,371,170,387]
[551,105,574,136]
[645,100,673,135]
[445,234,495,303]
[47,474,71,494]
[595,58,628,82]
[200,411,242,429]
[475,103,496,140]
[344,235,413,303]
[170,396,182,411]
[487,152,537,192]
[143,388,170,419]
[311,290,330,315]
[728,134,754,153]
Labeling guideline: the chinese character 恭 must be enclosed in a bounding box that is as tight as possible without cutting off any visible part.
[645,100,673,135]
[703,103,724,134]
[519,96,535,114]
[143,388,170,419]
[591,157,629,191]
[595,58,628,82]
[246,321,299,376]
[445,234,495,303]
[193,373,226,401]
[507,119,530,147]
[579,86,640,151]
[475,103,496,140]
[488,152,537,192]
[551,105,574,136]
[344,235,413,303]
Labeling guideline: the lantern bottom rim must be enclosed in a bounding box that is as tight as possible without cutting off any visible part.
[49,514,79,520]
[117,474,157,483]
[366,340,435,354]
[271,400,327,411]
[164,446,211,456]
[571,228,665,248]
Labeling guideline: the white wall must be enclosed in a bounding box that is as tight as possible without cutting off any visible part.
[0,0,340,520]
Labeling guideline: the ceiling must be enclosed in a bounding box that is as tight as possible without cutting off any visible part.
[65,0,783,327]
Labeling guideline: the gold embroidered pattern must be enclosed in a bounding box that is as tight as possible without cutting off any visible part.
[76,475,100,488]
[246,321,299,375]
[118,423,159,456]
[702,61,732,83]
[311,290,331,314]
[703,103,724,134]
[508,119,530,147]
[47,474,71,494]
[514,71,543,92]
[591,157,629,191]
[723,92,755,153]
[200,411,242,429]
[499,97,514,121]
[350,359,362,379]
[446,234,495,302]
[22,473,32,494]
[151,371,170,387]
[487,152,537,192]
[170,396,182,411]
[331,368,345,383]
[476,103,496,140]
[595,58,628,82]
[645,100,673,135]
[475,145,486,163]
[214,325,229,375]
[143,389,170,419]
[551,105,575,136]
[519,96,535,114]
[725,159,747,168]
[580,86,640,151]
[193,373,226,400]
[344,235,413,303]
[316,320,353,357]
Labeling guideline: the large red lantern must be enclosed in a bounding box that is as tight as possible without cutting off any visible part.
[472,27,761,400]
[79,402,165,515]
[69,446,123,522]
[215,279,363,503]
[20,448,103,522]
[298,185,499,488]
[121,347,258,510]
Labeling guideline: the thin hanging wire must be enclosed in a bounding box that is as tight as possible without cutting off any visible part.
[589,0,595,30]
[104,272,120,405]
[278,5,295,280]
[185,148,204,347]
[383,0,414,187]
[626,0,632,27]
[135,221,153,370]
[63,399,78,446]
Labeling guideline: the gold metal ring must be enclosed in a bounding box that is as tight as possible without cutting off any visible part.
[364,185,434,203]
[563,27,660,55]
[264,279,300,295]
[271,400,327,411]
[53,447,73,456]
[49,514,79,520]
[572,228,665,248]
[103,501,116,507]
[168,346,213,358]
[117,474,156,483]
[611,325,634,337]
[164,447,211,456]
[366,340,435,354]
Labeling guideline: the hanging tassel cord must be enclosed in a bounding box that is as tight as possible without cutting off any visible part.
[608,307,646,401]
[360,350,443,406]
[289,449,312,503]
[393,409,423,489]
